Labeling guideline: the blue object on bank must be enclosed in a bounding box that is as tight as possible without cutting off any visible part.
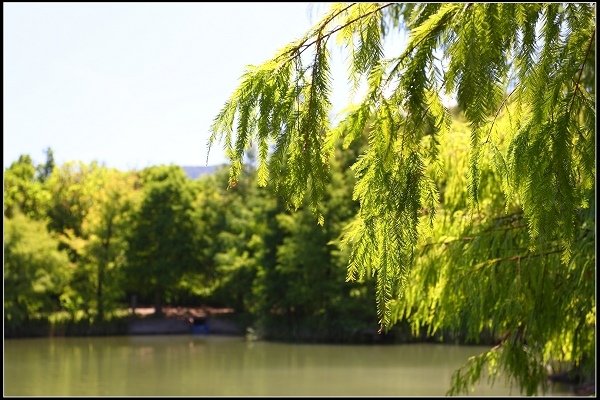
[192,322,209,334]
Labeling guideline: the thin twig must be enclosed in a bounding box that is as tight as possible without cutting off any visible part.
[474,248,563,271]
[274,3,357,63]
[422,224,527,249]
[276,3,395,66]
[301,3,394,60]
[567,28,595,119]
[482,85,519,146]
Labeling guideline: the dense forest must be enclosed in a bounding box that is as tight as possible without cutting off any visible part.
[4,145,383,342]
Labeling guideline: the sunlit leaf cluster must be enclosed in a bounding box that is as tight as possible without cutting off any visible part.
[210,3,595,394]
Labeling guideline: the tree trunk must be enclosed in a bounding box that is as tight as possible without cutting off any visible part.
[97,265,104,321]
[97,217,113,322]
[154,292,163,316]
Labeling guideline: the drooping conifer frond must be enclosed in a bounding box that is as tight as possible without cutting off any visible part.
[209,3,595,394]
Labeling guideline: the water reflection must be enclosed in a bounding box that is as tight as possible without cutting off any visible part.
[4,335,571,396]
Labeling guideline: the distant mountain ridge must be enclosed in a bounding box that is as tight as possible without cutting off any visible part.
[181,165,221,179]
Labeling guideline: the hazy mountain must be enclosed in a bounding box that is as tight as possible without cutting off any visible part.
[181,165,222,179]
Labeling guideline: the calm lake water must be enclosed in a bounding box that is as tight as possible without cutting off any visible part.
[4,335,571,396]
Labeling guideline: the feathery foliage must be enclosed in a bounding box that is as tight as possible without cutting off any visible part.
[210,3,595,394]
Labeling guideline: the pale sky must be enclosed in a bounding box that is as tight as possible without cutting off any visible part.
[4,2,348,170]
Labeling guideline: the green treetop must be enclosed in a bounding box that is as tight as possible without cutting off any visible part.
[125,165,202,315]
